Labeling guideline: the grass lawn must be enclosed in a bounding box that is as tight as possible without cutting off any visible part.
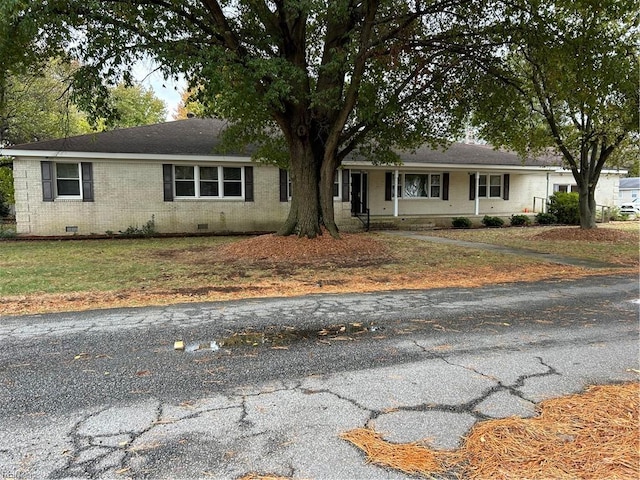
[426,222,639,265]
[0,222,637,315]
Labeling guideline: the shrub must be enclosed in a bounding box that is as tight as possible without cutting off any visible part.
[452,217,472,228]
[0,225,16,238]
[119,215,156,237]
[0,192,10,218]
[547,192,580,225]
[482,215,504,227]
[535,212,557,225]
[510,214,531,227]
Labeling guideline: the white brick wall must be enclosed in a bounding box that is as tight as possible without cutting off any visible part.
[14,159,281,235]
[13,158,354,235]
[13,157,623,236]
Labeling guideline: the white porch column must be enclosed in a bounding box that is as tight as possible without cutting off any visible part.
[394,169,399,217]
[475,171,480,216]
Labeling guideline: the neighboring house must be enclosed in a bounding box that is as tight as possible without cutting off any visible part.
[618,178,640,205]
[0,118,624,236]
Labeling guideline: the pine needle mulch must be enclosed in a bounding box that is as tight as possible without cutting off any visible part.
[341,383,640,479]
[340,428,446,478]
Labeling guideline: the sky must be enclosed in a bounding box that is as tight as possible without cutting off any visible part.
[132,60,186,121]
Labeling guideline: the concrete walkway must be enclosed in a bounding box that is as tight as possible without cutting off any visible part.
[383,230,623,269]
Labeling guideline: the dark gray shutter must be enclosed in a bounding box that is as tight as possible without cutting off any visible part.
[162,164,173,202]
[503,173,510,200]
[385,172,392,201]
[81,162,94,202]
[244,166,254,202]
[41,161,54,202]
[341,169,350,202]
[279,169,288,202]
[442,172,449,201]
[469,174,476,200]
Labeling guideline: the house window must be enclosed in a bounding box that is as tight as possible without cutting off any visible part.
[478,174,502,198]
[223,167,242,196]
[175,166,196,196]
[174,166,244,198]
[554,184,578,193]
[56,163,82,197]
[41,161,94,202]
[431,174,441,198]
[402,173,442,198]
[200,167,219,196]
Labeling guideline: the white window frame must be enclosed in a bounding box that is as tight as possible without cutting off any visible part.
[478,174,503,199]
[553,183,578,193]
[174,165,244,199]
[400,172,442,199]
[55,162,83,200]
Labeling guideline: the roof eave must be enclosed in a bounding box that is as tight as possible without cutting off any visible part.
[1,149,253,163]
[343,160,559,172]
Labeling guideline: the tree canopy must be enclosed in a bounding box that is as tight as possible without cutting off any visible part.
[469,0,639,228]
[102,83,168,129]
[6,1,635,233]
[0,56,167,208]
[16,0,491,237]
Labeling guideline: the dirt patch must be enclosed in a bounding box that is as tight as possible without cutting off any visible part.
[218,232,393,267]
[534,227,638,242]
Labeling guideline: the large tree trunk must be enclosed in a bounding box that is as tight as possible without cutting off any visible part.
[573,142,602,230]
[578,181,598,229]
[276,136,323,238]
[319,154,340,238]
[561,140,610,230]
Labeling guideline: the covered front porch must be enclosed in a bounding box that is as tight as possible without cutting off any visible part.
[339,165,554,230]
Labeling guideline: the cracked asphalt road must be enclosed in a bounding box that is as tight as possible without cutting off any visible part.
[0,274,638,479]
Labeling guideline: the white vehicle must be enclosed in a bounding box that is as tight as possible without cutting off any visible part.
[619,200,640,217]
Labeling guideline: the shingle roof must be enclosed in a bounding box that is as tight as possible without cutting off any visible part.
[7,118,236,156]
[395,142,558,167]
[4,117,559,167]
[619,178,640,189]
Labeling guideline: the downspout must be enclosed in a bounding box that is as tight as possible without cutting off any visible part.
[545,171,549,213]
[394,169,399,217]
[475,171,480,216]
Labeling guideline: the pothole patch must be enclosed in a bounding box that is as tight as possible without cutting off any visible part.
[173,322,382,353]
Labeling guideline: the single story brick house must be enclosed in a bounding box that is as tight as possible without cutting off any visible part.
[0,118,624,236]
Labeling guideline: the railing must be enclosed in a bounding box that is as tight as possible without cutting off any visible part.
[532,197,613,223]
[352,201,370,231]
[532,197,546,213]
[355,209,370,231]
[596,204,612,223]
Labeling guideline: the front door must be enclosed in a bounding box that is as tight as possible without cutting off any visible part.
[351,172,368,215]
